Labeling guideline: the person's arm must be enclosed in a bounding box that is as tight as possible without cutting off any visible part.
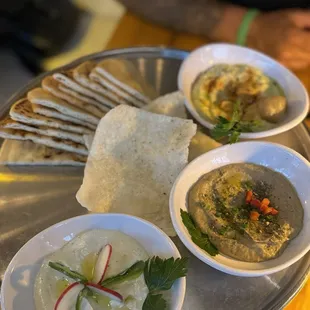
[118,0,246,42]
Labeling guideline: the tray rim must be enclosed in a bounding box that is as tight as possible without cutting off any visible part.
[0,46,310,310]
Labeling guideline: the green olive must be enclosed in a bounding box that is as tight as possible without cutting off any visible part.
[257,96,287,123]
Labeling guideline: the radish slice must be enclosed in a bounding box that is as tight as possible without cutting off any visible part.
[54,282,84,310]
[76,297,93,310]
[92,244,112,283]
[86,283,123,304]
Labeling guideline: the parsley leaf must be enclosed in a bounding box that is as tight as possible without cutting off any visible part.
[181,209,218,256]
[144,256,188,292]
[210,100,264,144]
[142,294,167,310]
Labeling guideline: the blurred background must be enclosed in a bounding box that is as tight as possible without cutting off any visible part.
[0,0,125,103]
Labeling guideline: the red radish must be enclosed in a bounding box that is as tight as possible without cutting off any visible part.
[54,282,84,310]
[92,244,112,283]
[86,283,123,304]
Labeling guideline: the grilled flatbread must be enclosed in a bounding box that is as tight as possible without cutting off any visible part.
[42,76,105,117]
[93,59,155,105]
[0,127,88,155]
[72,61,122,108]
[1,116,85,145]
[53,71,118,108]
[28,88,100,126]
[0,139,86,166]
[31,103,97,130]
[10,99,93,134]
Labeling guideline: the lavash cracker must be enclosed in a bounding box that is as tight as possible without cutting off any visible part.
[10,99,93,134]
[28,88,99,126]
[1,116,85,145]
[42,76,106,117]
[53,71,118,109]
[76,105,197,236]
[145,91,222,161]
[0,127,88,156]
[72,61,126,108]
[0,139,86,166]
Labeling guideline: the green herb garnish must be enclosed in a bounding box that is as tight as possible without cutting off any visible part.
[211,100,264,143]
[180,209,218,256]
[49,262,87,283]
[101,261,145,287]
[142,294,167,310]
[143,256,188,310]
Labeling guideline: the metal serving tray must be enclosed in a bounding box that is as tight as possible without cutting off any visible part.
[0,47,309,310]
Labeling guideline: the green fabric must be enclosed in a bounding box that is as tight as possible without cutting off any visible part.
[236,9,260,46]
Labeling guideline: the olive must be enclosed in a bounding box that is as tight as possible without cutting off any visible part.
[257,96,287,123]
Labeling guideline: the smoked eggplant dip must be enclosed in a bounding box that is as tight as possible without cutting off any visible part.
[192,64,287,129]
[34,229,188,310]
[187,163,303,262]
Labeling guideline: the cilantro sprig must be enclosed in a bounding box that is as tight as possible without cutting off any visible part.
[181,209,218,256]
[142,256,188,310]
[210,100,263,143]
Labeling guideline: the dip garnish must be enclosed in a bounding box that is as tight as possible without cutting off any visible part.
[245,190,279,220]
[49,248,188,310]
[180,209,218,256]
[143,256,188,310]
[210,101,264,144]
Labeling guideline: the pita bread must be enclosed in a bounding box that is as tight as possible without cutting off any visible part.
[0,127,88,156]
[10,99,93,134]
[53,71,118,108]
[0,139,86,166]
[42,76,105,117]
[76,105,197,236]
[94,59,155,104]
[28,88,100,126]
[1,116,85,145]
[72,61,123,108]
[31,103,96,130]
[57,84,110,113]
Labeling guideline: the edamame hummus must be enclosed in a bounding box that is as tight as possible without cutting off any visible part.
[192,64,287,128]
[188,163,303,262]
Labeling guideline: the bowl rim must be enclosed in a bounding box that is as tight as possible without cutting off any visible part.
[1,213,186,310]
[177,43,310,139]
[169,141,310,277]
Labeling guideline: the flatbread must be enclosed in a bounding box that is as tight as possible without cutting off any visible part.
[28,88,99,126]
[42,76,105,117]
[94,59,155,104]
[31,103,97,130]
[0,139,86,166]
[144,91,188,119]
[72,61,123,108]
[145,91,222,161]
[0,127,88,156]
[53,71,118,108]
[76,105,197,236]
[1,116,85,145]
[10,99,93,134]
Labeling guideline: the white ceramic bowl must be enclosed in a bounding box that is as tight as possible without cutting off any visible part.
[170,141,310,277]
[178,44,309,139]
[1,213,186,310]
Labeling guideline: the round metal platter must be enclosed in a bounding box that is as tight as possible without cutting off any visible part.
[0,47,310,310]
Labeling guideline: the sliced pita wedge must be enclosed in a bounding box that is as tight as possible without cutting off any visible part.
[1,116,85,145]
[31,103,97,130]
[10,99,93,134]
[0,128,88,156]
[28,88,99,125]
[94,59,155,104]
[53,71,118,108]
[0,139,86,166]
[73,61,137,108]
[42,76,105,117]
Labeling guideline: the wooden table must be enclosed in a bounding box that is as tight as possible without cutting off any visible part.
[107,12,310,310]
